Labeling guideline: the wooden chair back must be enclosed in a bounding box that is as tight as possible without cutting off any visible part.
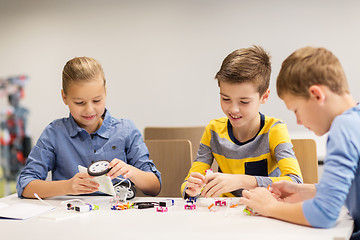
[144,126,204,161]
[291,139,319,184]
[144,126,219,172]
[139,139,192,197]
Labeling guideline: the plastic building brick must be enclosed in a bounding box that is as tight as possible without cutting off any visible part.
[67,203,74,210]
[159,199,174,207]
[89,204,99,210]
[156,206,168,212]
[74,204,99,212]
[133,202,155,209]
[184,197,197,210]
[184,204,196,210]
[67,203,99,212]
[215,200,226,206]
[205,169,213,175]
[243,206,255,216]
[111,202,132,210]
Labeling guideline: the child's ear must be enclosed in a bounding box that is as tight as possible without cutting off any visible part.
[61,89,68,105]
[308,85,325,104]
[260,89,270,104]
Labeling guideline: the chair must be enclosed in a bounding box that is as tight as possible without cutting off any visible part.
[291,139,319,184]
[137,139,192,197]
[144,126,205,161]
[144,126,219,171]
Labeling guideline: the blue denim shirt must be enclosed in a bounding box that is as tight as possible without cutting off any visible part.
[16,110,161,197]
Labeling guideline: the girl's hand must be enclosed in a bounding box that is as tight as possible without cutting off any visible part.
[107,158,134,179]
[68,172,99,195]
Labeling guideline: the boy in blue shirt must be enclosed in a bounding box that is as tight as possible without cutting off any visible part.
[239,47,360,239]
[17,57,161,198]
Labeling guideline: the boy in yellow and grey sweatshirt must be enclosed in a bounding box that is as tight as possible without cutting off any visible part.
[181,45,303,199]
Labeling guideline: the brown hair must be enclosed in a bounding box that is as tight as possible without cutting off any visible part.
[215,45,271,96]
[62,57,106,94]
[276,47,349,99]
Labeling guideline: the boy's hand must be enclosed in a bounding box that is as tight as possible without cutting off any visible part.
[271,181,316,203]
[239,187,279,217]
[270,181,300,202]
[107,158,134,179]
[185,172,206,197]
[68,172,99,195]
[201,173,237,198]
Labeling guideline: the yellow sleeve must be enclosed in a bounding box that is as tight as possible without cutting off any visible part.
[180,124,213,196]
[268,122,303,183]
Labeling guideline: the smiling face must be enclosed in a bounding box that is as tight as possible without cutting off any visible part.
[219,81,269,132]
[61,74,106,134]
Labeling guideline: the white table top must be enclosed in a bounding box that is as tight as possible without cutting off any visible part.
[0,194,354,240]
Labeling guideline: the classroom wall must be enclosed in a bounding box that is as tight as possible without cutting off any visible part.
[1,0,360,159]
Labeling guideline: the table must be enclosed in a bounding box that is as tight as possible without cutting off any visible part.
[0,194,354,240]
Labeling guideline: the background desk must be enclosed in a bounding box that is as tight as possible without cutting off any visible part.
[0,194,354,240]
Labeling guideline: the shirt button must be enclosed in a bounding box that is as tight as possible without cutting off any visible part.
[94,150,96,153]
[91,135,94,139]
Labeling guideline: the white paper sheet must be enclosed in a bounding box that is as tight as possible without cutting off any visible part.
[0,202,54,220]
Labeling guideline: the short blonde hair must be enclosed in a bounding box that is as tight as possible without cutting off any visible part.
[62,57,106,94]
[215,45,271,96]
[276,47,349,99]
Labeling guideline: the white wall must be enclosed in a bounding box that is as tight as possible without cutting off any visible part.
[1,0,360,159]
